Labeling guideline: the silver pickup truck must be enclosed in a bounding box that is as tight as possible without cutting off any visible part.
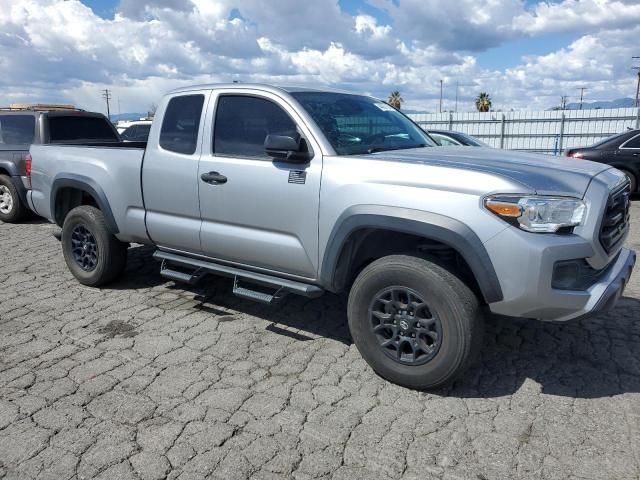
[27,84,636,389]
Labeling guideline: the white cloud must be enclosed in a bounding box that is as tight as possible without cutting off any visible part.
[0,0,637,114]
[513,0,640,35]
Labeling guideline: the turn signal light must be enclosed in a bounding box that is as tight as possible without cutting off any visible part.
[484,199,522,217]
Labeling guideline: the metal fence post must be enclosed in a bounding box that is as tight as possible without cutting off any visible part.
[636,107,639,129]
[448,112,453,131]
[499,114,505,149]
[558,113,566,155]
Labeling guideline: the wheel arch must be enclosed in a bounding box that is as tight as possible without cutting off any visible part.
[51,174,119,233]
[609,163,639,185]
[320,206,503,304]
[0,160,18,177]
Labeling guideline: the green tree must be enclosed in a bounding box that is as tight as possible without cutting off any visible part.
[388,91,403,110]
[475,92,492,112]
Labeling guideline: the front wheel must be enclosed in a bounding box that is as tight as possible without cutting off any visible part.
[347,255,483,390]
[61,206,128,286]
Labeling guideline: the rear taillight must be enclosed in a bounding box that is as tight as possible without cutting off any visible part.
[24,153,32,189]
[566,151,584,159]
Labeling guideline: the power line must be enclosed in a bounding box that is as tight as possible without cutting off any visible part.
[439,79,443,113]
[102,89,112,120]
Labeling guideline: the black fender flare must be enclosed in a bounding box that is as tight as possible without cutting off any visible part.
[51,174,119,234]
[319,205,503,303]
[0,159,19,177]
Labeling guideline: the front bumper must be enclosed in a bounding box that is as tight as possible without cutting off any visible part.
[555,248,635,321]
[484,168,634,322]
[485,222,635,321]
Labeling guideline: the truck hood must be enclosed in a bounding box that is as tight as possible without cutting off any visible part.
[363,146,610,197]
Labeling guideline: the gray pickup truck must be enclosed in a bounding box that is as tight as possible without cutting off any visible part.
[0,107,120,223]
[27,84,636,389]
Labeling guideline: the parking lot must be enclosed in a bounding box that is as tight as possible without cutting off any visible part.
[1,205,640,480]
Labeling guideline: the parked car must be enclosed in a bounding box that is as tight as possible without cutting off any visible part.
[565,129,640,192]
[27,84,635,389]
[120,122,152,142]
[116,120,152,135]
[0,106,120,223]
[429,129,490,147]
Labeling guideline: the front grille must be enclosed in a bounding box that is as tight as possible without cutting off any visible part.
[599,180,631,253]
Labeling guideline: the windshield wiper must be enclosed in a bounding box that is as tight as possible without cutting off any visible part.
[367,144,428,154]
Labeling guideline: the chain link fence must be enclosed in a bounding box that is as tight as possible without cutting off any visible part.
[408,108,640,154]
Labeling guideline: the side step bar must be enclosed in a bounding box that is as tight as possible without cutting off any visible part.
[153,250,324,299]
[232,278,286,304]
[160,262,205,285]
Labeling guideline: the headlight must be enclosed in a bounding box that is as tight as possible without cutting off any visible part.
[484,195,586,233]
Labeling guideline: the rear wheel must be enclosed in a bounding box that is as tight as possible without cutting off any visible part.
[0,175,26,223]
[347,255,483,390]
[61,206,127,286]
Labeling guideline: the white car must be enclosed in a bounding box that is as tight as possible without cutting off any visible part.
[116,120,152,135]
[117,120,153,141]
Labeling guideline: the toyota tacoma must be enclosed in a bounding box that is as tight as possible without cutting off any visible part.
[27,84,636,389]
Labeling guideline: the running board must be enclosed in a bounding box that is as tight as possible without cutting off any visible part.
[153,250,324,298]
[160,261,205,285]
[233,277,286,304]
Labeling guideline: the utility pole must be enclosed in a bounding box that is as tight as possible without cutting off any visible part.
[635,70,640,107]
[102,89,112,120]
[560,95,568,110]
[454,81,459,113]
[576,86,587,110]
[439,79,443,113]
[634,57,640,129]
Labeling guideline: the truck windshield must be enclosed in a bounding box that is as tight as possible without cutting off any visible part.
[291,92,435,155]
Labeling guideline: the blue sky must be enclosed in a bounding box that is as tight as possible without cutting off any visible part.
[1,0,639,113]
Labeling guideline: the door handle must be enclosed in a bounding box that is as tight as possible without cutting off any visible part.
[200,171,227,184]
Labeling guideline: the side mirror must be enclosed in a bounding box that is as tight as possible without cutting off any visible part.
[264,134,312,163]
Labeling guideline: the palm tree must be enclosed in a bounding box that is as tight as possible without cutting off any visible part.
[388,91,403,110]
[475,92,492,112]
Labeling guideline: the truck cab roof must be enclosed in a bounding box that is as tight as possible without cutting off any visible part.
[167,83,358,96]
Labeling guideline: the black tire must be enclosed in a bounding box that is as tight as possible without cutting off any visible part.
[61,205,127,286]
[618,169,637,193]
[0,174,26,223]
[347,255,483,390]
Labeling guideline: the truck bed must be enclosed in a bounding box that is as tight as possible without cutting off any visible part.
[29,143,150,244]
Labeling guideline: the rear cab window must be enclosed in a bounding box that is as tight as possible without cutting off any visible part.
[48,115,119,143]
[0,115,36,145]
[159,95,204,155]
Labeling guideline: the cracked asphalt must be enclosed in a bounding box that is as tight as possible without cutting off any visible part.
[2,204,640,480]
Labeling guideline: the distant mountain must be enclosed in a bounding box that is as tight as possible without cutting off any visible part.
[110,112,147,122]
[551,98,636,111]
